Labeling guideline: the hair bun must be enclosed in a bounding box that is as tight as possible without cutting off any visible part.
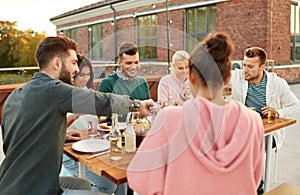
[202,32,234,62]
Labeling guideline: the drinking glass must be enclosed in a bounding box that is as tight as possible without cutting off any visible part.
[132,112,140,120]
[223,84,232,102]
[88,120,98,139]
[135,122,146,148]
[147,103,161,124]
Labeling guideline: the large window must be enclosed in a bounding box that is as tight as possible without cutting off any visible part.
[89,24,102,61]
[137,15,157,61]
[291,3,300,62]
[186,5,216,53]
[67,29,77,42]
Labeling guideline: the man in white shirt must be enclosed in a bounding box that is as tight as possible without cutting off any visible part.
[230,47,300,194]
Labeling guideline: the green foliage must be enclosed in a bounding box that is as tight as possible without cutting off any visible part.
[0,71,35,85]
[0,21,46,68]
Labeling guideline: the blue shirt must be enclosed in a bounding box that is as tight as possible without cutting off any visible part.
[245,72,267,114]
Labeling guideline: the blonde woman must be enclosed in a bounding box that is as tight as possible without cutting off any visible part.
[158,50,191,106]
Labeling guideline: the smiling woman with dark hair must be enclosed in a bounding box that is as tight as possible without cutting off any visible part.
[75,54,94,89]
[127,32,264,195]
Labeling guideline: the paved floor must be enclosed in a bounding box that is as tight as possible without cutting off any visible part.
[1,84,300,192]
[268,83,300,190]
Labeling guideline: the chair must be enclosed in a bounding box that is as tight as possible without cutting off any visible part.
[232,62,241,70]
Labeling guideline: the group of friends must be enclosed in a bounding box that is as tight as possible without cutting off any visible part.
[0,32,299,195]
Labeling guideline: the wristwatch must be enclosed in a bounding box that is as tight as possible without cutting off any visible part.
[129,98,141,112]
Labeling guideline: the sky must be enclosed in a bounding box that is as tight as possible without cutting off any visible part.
[0,0,100,36]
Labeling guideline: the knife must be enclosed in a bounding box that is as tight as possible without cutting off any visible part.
[86,149,110,159]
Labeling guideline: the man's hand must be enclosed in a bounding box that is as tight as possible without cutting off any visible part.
[65,130,82,142]
[261,106,279,118]
[139,99,155,116]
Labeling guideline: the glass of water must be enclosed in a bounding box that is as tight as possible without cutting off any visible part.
[88,119,98,139]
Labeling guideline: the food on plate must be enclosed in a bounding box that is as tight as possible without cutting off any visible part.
[99,123,111,130]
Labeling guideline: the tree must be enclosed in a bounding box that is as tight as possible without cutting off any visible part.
[0,21,45,68]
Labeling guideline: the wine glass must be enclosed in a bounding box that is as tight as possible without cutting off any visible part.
[147,103,160,124]
[88,119,98,139]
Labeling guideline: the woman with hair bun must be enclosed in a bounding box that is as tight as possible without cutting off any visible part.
[127,32,264,195]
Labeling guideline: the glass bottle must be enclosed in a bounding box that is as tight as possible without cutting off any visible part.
[268,94,277,124]
[124,112,136,153]
[109,113,122,160]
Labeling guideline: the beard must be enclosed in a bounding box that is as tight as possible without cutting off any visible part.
[244,72,260,82]
[59,62,73,85]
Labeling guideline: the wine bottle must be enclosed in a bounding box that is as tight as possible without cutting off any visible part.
[109,113,122,160]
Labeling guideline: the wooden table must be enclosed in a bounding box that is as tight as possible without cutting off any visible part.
[63,142,135,184]
[264,183,300,195]
[63,117,297,186]
[262,117,297,192]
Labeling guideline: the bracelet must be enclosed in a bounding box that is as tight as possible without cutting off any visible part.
[129,98,141,112]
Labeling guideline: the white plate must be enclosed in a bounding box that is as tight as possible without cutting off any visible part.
[72,139,110,153]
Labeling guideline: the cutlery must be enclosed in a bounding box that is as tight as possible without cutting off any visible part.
[86,149,110,159]
[64,142,73,146]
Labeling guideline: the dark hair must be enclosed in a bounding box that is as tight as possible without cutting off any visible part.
[244,47,267,66]
[118,42,138,60]
[189,32,234,89]
[35,36,77,70]
[76,54,94,88]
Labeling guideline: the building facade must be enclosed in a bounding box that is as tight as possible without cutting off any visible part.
[51,0,300,82]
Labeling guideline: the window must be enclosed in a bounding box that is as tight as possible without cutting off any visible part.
[67,29,77,42]
[186,5,216,53]
[291,3,300,62]
[89,24,102,61]
[291,36,300,62]
[137,15,157,61]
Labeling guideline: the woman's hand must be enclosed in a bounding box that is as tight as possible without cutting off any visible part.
[65,130,82,142]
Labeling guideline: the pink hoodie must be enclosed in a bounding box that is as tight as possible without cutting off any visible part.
[127,97,264,195]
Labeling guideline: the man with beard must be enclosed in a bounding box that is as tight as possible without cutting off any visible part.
[230,47,300,194]
[0,36,153,195]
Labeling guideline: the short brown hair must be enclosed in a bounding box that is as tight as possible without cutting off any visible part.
[118,42,138,60]
[35,36,77,70]
[244,47,267,66]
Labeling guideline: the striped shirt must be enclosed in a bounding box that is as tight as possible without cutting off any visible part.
[245,73,267,114]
